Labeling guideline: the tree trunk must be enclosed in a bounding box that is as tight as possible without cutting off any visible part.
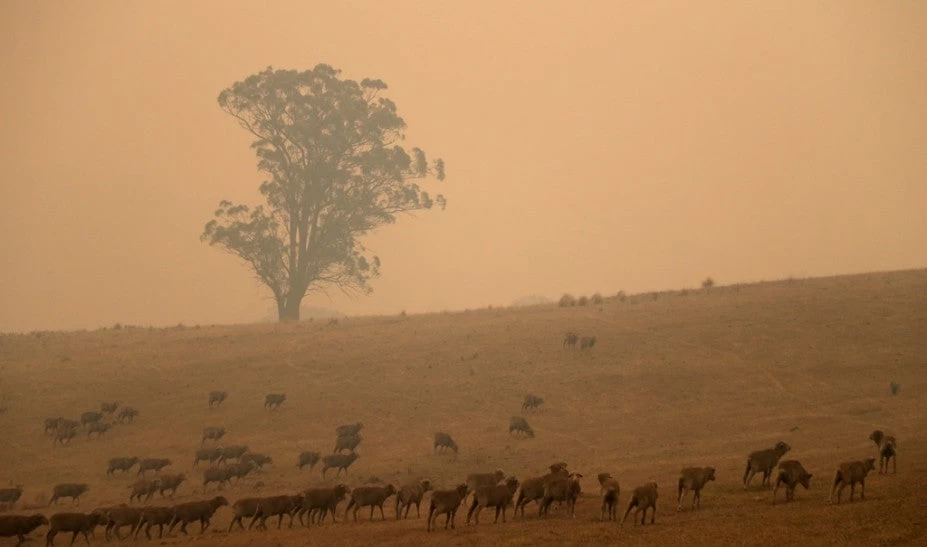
[278,293,302,322]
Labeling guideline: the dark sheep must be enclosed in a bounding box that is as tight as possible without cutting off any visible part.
[539,473,583,518]
[117,407,139,423]
[621,482,658,526]
[128,480,160,503]
[107,457,139,477]
[0,514,48,546]
[335,422,363,437]
[297,451,321,472]
[80,411,103,427]
[395,479,432,520]
[466,476,520,525]
[166,496,229,535]
[137,458,171,475]
[426,484,468,532]
[743,441,791,488]
[45,512,104,547]
[192,447,223,468]
[334,434,361,453]
[433,432,458,454]
[264,393,286,409]
[251,495,303,530]
[772,460,812,504]
[133,506,173,540]
[100,402,119,414]
[598,473,620,521]
[831,458,876,504]
[345,485,397,522]
[157,473,186,498]
[321,453,359,478]
[201,426,226,445]
[208,391,228,408]
[85,422,111,439]
[677,467,715,510]
[48,484,89,506]
[522,394,544,412]
[240,453,273,470]
[296,485,350,526]
[218,445,249,464]
[94,504,143,540]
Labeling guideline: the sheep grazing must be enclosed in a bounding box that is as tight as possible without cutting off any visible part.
[677,467,716,511]
[241,452,273,470]
[48,484,89,506]
[117,407,139,423]
[621,482,659,527]
[563,332,579,348]
[107,457,139,477]
[335,422,363,437]
[831,458,876,504]
[522,394,544,412]
[45,512,105,547]
[128,479,160,503]
[297,451,321,472]
[251,495,303,530]
[467,476,520,525]
[580,336,597,349]
[86,422,112,439]
[598,473,620,521]
[0,485,24,510]
[0,514,48,546]
[433,432,458,454]
[427,484,469,532]
[540,473,582,518]
[743,441,791,488]
[137,458,171,475]
[296,485,350,526]
[94,504,143,540]
[52,428,76,446]
[395,479,432,520]
[772,460,812,504]
[322,452,359,478]
[133,506,172,540]
[193,447,223,468]
[79,411,103,428]
[508,416,535,438]
[334,434,362,454]
[514,464,570,517]
[264,393,286,409]
[880,438,897,474]
[100,402,119,414]
[208,391,228,408]
[201,426,226,445]
[157,474,186,498]
[166,496,229,535]
[218,445,249,464]
[345,484,397,522]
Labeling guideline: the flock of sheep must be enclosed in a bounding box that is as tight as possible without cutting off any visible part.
[0,339,903,545]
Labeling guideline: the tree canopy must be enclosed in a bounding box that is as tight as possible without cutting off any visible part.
[202,64,446,321]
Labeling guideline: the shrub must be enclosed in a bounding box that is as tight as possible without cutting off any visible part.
[890,381,900,395]
[559,294,576,307]
[577,295,588,306]
[616,291,627,302]
[702,277,715,291]
[591,293,603,304]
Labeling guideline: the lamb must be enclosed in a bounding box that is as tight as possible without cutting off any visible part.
[743,441,791,488]
[772,460,812,504]
[321,452,359,478]
[580,335,597,349]
[514,464,569,516]
[508,416,534,438]
[0,514,47,546]
[677,467,715,510]
[296,485,350,525]
[395,479,432,520]
[264,393,286,409]
[79,411,103,427]
[107,457,139,477]
[426,484,468,532]
[86,422,111,439]
[433,432,458,454]
[128,479,160,503]
[334,434,361,453]
[563,332,579,348]
[48,484,89,506]
[880,438,897,474]
[201,426,226,445]
[522,394,544,412]
[598,472,620,521]
[137,458,171,475]
[166,496,229,535]
[192,447,223,468]
[539,473,582,518]
[208,391,228,408]
[52,428,76,446]
[133,506,173,540]
[466,476,520,525]
[44,512,104,547]
[297,451,321,471]
[345,484,397,522]
[335,422,363,437]
[621,482,658,526]
[831,458,876,504]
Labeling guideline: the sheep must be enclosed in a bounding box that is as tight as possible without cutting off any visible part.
[677,467,715,510]
[85,422,111,439]
[44,512,104,547]
[52,428,76,446]
[345,484,397,522]
[208,391,228,408]
[598,472,620,521]
[241,452,273,470]
[522,394,544,412]
[79,411,103,428]
[539,473,582,518]
[621,482,659,526]
[48,484,88,506]
[137,458,171,475]
[433,432,458,454]
[128,479,160,503]
[772,460,812,504]
[580,336,597,349]
[563,332,579,348]
[743,441,791,488]
[0,514,47,546]
[193,447,223,469]
[880,439,897,474]
[218,445,249,464]
[133,506,172,540]
[0,486,24,510]
[227,497,262,532]
[297,451,320,471]
[508,416,534,438]
[201,426,226,445]
[467,476,520,525]
[426,484,468,532]
[106,457,138,477]
[167,496,228,535]
[117,407,139,423]
[334,434,361,453]
[202,468,232,491]
[264,393,286,409]
[395,479,432,520]
[296,485,350,526]
[831,458,876,504]
[869,429,884,448]
[94,504,143,540]
[251,495,303,530]
[514,464,569,516]
[466,469,506,499]
[335,422,363,437]
[57,419,79,431]
[321,452,359,478]
[224,462,255,483]
[100,402,119,414]
[157,473,186,498]
[43,418,63,434]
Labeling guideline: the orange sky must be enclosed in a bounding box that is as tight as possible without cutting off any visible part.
[1,1,925,332]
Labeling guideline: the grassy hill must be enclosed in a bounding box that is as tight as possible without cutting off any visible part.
[1,269,925,545]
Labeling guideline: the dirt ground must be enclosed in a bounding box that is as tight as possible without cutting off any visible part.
[1,269,925,546]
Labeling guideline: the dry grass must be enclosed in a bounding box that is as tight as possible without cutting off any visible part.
[1,269,925,545]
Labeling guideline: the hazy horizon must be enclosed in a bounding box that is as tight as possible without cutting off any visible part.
[2,0,925,333]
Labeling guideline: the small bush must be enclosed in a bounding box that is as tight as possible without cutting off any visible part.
[577,295,588,306]
[616,291,627,302]
[559,294,576,307]
[651,292,659,301]
[890,381,900,395]
[113,323,122,330]
[400,310,406,317]
[680,289,689,296]
[591,293,603,304]
[702,277,715,291]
